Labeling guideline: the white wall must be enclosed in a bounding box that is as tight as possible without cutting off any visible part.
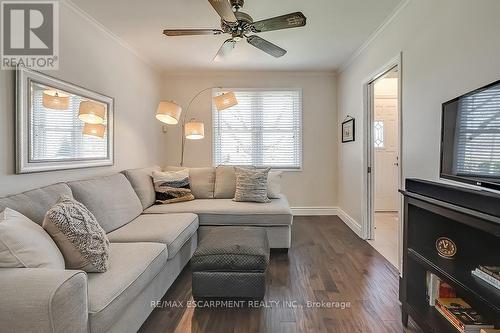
[162,72,337,208]
[337,0,500,231]
[0,3,165,196]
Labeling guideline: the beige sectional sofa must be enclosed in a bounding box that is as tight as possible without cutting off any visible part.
[0,165,293,333]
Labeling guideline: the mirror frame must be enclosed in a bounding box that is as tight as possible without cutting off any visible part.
[16,67,114,173]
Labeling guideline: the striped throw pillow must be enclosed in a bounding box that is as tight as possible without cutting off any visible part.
[234,167,271,203]
[152,170,195,204]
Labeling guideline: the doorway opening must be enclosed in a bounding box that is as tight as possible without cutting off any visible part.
[365,63,401,270]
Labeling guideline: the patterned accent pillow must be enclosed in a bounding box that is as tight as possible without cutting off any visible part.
[153,170,195,204]
[43,196,110,272]
[234,167,271,203]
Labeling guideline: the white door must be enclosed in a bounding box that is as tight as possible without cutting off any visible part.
[374,98,399,211]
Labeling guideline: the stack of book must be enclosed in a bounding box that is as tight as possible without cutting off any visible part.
[434,298,494,333]
[426,272,495,333]
[471,266,500,290]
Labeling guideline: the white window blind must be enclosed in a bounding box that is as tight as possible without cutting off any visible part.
[455,82,500,176]
[30,84,108,161]
[212,89,302,169]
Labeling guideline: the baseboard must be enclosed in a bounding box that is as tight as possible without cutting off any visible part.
[336,208,363,238]
[291,207,339,216]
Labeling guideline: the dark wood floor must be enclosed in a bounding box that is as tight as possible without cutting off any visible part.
[140,216,422,333]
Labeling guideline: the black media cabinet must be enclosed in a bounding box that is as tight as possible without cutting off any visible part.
[400,179,500,333]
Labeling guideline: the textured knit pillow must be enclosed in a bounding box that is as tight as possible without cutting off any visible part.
[153,169,195,204]
[0,208,65,269]
[234,167,271,203]
[43,196,110,272]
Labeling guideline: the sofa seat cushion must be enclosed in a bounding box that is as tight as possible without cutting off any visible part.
[107,213,199,259]
[68,174,143,233]
[87,242,167,333]
[143,196,292,226]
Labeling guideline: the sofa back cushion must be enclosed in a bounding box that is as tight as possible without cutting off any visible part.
[164,166,215,199]
[214,165,237,199]
[68,174,142,233]
[122,166,161,209]
[0,183,73,225]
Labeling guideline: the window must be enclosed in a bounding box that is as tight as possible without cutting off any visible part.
[374,121,384,148]
[212,89,302,169]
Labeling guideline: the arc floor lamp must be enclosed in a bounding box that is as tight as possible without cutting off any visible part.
[155,87,238,166]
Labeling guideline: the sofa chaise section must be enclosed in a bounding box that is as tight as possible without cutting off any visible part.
[124,166,293,249]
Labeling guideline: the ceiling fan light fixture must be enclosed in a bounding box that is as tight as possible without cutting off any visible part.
[156,100,182,125]
[214,91,238,111]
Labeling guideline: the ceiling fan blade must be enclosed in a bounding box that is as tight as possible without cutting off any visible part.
[246,35,286,58]
[251,12,306,33]
[163,29,224,36]
[213,39,236,62]
[208,0,237,23]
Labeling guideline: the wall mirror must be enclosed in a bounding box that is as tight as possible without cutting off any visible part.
[16,67,114,173]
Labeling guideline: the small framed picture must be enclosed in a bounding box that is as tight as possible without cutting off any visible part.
[342,118,355,143]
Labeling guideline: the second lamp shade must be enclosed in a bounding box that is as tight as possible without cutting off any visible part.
[213,92,238,111]
[185,120,204,140]
[79,101,106,124]
[156,101,182,124]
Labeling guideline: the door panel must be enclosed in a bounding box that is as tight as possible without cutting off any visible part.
[374,98,398,211]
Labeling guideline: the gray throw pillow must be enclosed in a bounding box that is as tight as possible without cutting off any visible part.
[234,167,271,203]
[0,208,65,269]
[43,196,110,272]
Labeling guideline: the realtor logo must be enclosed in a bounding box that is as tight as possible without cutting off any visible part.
[1,1,59,70]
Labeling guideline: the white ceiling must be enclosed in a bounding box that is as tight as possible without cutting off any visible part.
[69,0,402,72]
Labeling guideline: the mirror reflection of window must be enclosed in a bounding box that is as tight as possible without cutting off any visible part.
[30,81,108,162]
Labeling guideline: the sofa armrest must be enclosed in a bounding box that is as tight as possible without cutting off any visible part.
[0,268,88,333]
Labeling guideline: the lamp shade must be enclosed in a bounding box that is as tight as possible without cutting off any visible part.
[156,101,182,125]
[184,119,205,140]
[79,101,106,124]
[82,123,106,138]
[42,90,70,110]
[213,92,238,111]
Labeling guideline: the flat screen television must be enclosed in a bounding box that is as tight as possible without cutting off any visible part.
[440,80,500,191]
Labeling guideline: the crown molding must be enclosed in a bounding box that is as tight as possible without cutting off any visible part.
[62,0,160,71]
[338,0,411,74]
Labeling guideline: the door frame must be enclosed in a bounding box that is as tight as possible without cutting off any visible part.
[362,53,403,272]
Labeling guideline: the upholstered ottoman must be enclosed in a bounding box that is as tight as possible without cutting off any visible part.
[191,226,270,300]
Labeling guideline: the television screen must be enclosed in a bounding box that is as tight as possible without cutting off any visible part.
[441,80,500,190]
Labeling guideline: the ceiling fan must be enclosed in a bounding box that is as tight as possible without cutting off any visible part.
[163,0,306,61]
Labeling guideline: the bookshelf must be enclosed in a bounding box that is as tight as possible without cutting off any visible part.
[400,179,500,333]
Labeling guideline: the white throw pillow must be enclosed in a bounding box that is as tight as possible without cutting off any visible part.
[267,171,283,199]
[0,208,65,269]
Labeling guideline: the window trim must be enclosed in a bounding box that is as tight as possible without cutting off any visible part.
[212,88,303,171]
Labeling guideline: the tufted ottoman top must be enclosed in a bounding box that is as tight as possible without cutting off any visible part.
[191,226,269,272]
